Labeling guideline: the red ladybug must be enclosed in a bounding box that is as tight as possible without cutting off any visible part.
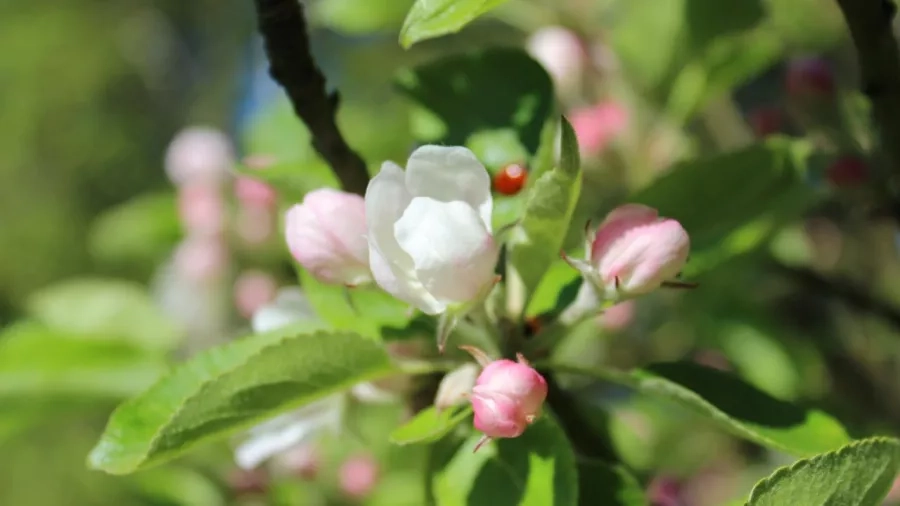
[493,163,527,195]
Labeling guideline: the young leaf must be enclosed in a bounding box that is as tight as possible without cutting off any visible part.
[396,48,553,159]
[27,277,181,351]
[390,405,472,445]
[509,118,582,311]
[400,0,510,48]
[744,437,900,506]
[87,192,181,267]
[430,414,578,506]
[88,327,393,475]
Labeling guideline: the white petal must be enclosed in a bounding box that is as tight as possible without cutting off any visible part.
[234,397,342,469]
[405,146,493,231]
[251,287,318,334]
[394,197,499,305]
[366,162,444,313]
[351,382,396,404]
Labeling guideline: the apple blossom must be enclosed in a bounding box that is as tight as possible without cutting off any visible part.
[460,346,548,451]
[285,188,371,286]
[275,443,320,480]
[164,126,234,186]
[365,146,500,350]
[235,176,278,209]
[172,236,229,282]
[562,204,690,302]
[339,454,380,500]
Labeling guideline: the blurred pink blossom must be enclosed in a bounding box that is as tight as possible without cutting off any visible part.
[597,301,635,331]
[786,56,834,98]
[277,443,320,480]
[339,454,380,500]
[177,183,225,237]
[526,26,586,95]
[234,270,278,318]
[173,236,229,282]
[647,475,683,506]
[165,126,234,186]
[569,102,628,157]
[235,176,278,209]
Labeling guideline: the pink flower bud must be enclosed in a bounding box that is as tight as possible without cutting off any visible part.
[826,155,869,187]
[526,26,587,95]
[165,126,234,186]
[461,347,548,450]
[786,57,834,98]
[177,183,225,237]
[569,102,629,157]
[647,475,683,506]
[564,204,689,301]
[748,107,783,138]
[173,236,229,282]
[235,177,278,209]
[597,301,635,332]
[277,443,320,480]
[285,189,371,286]
[234,270,278,318]
[339,454,379,500]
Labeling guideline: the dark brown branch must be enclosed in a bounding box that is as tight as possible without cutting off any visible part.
[835,0,900,186]
[253,0,370,195]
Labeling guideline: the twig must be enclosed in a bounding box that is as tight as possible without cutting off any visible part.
[252,0,370,195]
[834,0,900,188]
[770,261,900,330]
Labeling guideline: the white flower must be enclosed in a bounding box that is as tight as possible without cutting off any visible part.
[365,146,500,316]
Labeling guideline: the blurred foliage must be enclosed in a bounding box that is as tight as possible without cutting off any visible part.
[5,0,900,505]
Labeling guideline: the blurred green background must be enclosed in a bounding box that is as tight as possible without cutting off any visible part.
[4,0,900,504]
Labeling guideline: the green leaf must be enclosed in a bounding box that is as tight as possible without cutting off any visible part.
[390,405,472,445]
[88,327,393,475]
[87,192,180,267]
[27,277,181,351]
[577,460,648,506]
[636,362,849,456]
[430,414,578,506]
[744,438,900,506]
[313,0,413,35]
[553,361,849,457]
[297,268,412,339]
[509,118,582,311]
[630,137,820,277]
[127,466,225,506]
[399,0,510,48]
[0,322,166,399]
[396,48,553,161]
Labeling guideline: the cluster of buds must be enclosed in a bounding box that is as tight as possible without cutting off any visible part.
[235,155,280,246]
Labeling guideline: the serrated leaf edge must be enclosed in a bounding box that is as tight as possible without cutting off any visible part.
[743,437,900,506]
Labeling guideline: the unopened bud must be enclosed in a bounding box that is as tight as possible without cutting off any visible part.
[526,26,586,95]
[460,346,548,451]
[562,204,690,302]
[285,189,371,286]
